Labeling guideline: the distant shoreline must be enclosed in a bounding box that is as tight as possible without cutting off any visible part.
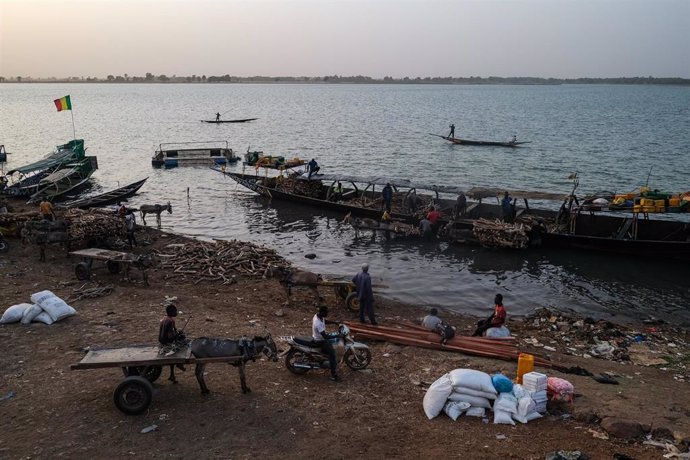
[1,76,688,86]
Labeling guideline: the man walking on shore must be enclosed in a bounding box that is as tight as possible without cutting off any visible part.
[353,263,377,325]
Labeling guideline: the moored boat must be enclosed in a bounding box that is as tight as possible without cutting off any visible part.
[28,155,98,203]
[1,139,87,197]
[59,177,148,209]
[152,141,238,168]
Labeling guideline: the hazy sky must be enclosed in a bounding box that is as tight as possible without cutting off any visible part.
[1,0,688,79]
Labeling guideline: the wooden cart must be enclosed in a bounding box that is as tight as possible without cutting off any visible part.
[70,345,244,415]
[319,275,387,312]
[69,248,150,285]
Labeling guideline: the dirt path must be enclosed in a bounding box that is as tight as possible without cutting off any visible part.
[1,227,688,459]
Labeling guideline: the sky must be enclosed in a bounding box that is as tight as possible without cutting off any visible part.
[0,0,688,79]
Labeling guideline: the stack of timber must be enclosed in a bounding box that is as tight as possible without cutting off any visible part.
[154,239,288,284]
[346,321,552,367]
[63,208,125,241]
[264,176,323,199]
[472,218,529,249]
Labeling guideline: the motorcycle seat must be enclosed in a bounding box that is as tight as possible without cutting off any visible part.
[294,336,319,347]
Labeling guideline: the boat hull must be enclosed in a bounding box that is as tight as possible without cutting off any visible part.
[201,118,257,123]
[61,177,148,209]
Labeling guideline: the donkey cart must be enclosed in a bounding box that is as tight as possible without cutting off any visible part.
[70,345,245,415]
[319,276,387,312]
[69,248,151,285]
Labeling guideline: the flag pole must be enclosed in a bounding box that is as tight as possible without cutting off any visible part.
[70,98,77,142]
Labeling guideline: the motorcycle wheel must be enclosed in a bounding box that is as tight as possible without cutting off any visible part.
[344,347,372,370]
[285,349,309,375]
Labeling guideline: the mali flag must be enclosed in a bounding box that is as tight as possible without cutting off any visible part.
[53,95,72,112]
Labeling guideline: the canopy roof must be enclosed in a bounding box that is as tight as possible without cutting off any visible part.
[6,140,84,176]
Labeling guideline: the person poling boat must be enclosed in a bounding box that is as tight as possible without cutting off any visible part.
[448,123,456,139]
[215,112,221,122]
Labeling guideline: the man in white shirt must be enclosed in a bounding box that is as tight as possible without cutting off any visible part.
[312,306,340,382]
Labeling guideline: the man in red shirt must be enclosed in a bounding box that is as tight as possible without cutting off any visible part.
[473,294,507,336]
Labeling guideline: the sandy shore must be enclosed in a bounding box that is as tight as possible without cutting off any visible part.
[0,202,689,459]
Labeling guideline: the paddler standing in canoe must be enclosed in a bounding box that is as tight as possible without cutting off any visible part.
[215,112,221,122]
[448,123,455,139]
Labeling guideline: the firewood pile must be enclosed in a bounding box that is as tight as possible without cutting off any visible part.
[63,208,125,241]
[472,218,529,249]
[266,176,323,199]
[154,239,289,284]
[0,212,39,230]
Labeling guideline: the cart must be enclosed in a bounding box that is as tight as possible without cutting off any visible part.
[70,345,244,415]
[319,275,387,312]
[69,248,151,285]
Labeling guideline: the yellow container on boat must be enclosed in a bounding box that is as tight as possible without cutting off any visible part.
[640,198,654,206]
[655,199,666,207]
[669,197,681,207]
[516,353,535,384]
[643,205,656,213]
[633,205,642,213]
[656,205,666,213]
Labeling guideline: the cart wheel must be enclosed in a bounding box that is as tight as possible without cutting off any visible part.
[75,262,91,280]
[113,376,153,415]
[334,285,349,299]
[345,292,360,312]
[107,261,122,274]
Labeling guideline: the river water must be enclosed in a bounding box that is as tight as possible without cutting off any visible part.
[1,83,689,324]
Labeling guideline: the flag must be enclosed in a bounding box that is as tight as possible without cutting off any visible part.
[54,95,72,112]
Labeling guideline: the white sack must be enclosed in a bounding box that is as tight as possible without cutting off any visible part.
[30,290,76,322]
[512,384,527,400]
[1,303,32,324]
[33,311,55,325]
[494,408,516,425]
[493,393,518,414]
[465,406,486,417]
[485,326,510,338]
[422,374,453,420]
[513,411,543,424]
[517,396,536,417]
[448,369,497,395]
[447,393,492,409]
[21,304,43,325]
[451,386,497,400]
[443,401,471,421]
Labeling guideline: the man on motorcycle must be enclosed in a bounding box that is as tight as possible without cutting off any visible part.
[312,306,341,382]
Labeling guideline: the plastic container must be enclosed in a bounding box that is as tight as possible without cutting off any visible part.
[656,205,666,213]
[669,197,680,207]
[633,205,642,213]
[643,205,656,213]
[515,353,535,384]
[655,199,666,207]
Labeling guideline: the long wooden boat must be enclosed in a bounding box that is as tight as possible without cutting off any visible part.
[201,118,258,124]
[432,134,530,147]
[1,139,86,197]
[28,155,98,203]
[59,177,148,209]
[152,141,238,168]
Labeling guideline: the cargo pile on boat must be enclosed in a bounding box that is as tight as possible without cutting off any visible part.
[264,176,323,199]
[472,218,530,249]
[154,239,288,284]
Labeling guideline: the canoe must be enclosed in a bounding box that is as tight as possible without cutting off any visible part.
[59,177,148,209]
[201,118,258,124]
[431,134,530,147]
[27,155,98,203]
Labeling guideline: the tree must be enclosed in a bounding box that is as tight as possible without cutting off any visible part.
[107,75,114,81]
[17,76,22,82]
[145,72,154,81]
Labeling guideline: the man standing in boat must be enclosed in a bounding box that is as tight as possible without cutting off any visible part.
[382,183,393,212]
[448,124,456,139]
[215,112,221,122]
[307,158,320,180]
[501,191,516,223]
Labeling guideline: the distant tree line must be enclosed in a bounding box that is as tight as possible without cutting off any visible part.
[0,74,688,85]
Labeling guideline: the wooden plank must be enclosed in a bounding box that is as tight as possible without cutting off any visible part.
[69,248,139,263]
[70,346,246,370]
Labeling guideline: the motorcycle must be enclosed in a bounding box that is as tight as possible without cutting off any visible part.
[283,324,372,374]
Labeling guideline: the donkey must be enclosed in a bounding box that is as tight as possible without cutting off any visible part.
[185,334,278,394]
[263,265,322,305]
[140,202,172,227]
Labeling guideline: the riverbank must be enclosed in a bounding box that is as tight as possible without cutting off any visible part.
[0,219,689,459]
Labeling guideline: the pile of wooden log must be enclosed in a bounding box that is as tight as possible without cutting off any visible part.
[63,208,125,241]
[472,218,529,249]
[272,176,323,198]
[346,321,552,367]
[154,239,289,284]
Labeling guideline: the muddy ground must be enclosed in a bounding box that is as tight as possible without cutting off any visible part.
[1,223,689,459]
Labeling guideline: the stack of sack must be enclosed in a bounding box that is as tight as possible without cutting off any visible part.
[423,368,545,425]
[522,371,548,413]
[423,369,497,420]
[0,290,77,326]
